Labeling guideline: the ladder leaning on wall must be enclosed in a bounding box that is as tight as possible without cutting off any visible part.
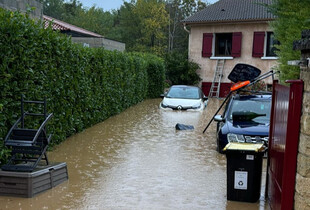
[208,59,225,98]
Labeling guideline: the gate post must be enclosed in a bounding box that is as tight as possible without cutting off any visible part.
[293,29,310,209]
[267,79,303,210]
[282,80,303,209]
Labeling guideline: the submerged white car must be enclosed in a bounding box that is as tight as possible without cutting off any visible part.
[160,85,208,111]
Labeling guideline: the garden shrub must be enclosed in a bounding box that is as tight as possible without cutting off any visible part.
[0,8,165,164]
[165,51,201,86]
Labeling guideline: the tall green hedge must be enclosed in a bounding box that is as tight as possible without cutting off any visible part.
[0,8,165,164]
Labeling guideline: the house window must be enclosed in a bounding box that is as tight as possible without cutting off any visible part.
[215,33,232,56]
[266,32,279,57]
[202,32,242,58]
[252,31,279,58]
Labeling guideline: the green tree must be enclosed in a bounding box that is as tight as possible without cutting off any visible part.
[42,0,65,19]
[113,0,170,55]
[180,0,207,18]
[68,6,117,39]
[117,2,142,50]
[165,51,201,85]
[269,0,310,81]
[166,0,208,53]
[62,0,84,23]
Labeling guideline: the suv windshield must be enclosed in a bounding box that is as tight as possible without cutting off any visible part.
[228,98,271,123]
[167,87,200,99]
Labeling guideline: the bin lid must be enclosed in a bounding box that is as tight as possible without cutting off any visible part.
[223,143,265,152]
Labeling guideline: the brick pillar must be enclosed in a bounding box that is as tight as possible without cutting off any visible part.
[293,29,310,209]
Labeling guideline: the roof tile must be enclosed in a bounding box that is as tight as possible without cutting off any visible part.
[43,15,103,38]
[183,0,275,24]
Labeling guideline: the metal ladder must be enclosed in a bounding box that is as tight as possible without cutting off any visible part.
[209,59,225,98]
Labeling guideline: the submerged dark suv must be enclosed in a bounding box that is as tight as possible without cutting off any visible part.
[214,94,271,153]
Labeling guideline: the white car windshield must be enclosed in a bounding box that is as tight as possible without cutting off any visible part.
[167,87,200,99]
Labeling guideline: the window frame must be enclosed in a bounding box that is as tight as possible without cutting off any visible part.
[201,32,241,59]
[214,33,233,57]
[253,31,279,60]
[263,31,279,59]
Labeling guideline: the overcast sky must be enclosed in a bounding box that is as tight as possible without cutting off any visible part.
[77,0,217,11]
[77,0,128,11]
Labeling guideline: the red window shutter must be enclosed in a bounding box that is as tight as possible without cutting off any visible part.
[252,32,265,57]
[231,32,242,57]
[202,33,213,57]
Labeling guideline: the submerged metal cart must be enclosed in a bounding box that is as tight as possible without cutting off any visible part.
[2,95,53,172]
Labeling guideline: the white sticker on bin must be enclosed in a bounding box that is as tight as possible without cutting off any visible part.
[246,154,254,160]
[234,171,248,190]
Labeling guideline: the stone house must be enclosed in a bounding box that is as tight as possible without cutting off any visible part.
[183,0,277,97]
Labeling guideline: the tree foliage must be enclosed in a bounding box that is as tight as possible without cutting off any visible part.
[42,0,65,19]
[115,0,169,56]
[268,0,310,81]
[165,51,201,85]
[166,0,207,52]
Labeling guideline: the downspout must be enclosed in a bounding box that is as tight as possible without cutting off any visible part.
[183,23,190,34]
[183,23,191,58]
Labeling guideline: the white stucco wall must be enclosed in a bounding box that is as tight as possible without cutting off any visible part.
[188,22,278,84]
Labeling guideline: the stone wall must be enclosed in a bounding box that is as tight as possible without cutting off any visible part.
[71,37,126,52]
[293,29,310,209]
[0,0,42,19]
[102,38,126,52]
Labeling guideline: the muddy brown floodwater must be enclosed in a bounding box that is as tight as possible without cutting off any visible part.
[0,98,270,210]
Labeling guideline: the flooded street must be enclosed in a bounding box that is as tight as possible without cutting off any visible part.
[0,98,269,209]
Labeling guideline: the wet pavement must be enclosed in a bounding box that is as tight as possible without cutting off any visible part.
[0,98,269,209]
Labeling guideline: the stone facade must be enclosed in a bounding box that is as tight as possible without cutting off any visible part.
[0,0,42,20]
[187,22,278,85]
[294,29,310,209]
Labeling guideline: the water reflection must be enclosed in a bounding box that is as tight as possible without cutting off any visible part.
[0,98,269,209]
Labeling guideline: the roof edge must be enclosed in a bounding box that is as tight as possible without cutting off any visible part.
[183,18,275,26]
[43,15,103,38]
